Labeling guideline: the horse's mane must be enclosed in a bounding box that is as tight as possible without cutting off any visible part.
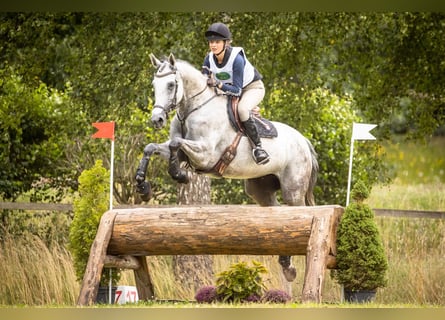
[175,59,207,82]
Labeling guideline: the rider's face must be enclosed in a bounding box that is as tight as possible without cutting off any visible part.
[208,40,225,54]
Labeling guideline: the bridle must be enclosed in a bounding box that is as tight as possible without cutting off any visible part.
[152,63,219,123]
[152,67,179,114]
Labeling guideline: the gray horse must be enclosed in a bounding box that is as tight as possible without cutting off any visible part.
[135,53,318,282]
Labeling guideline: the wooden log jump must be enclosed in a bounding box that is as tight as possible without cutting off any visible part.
[77,204,343,306]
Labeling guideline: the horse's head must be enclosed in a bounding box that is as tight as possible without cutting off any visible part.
[149,53,184,129]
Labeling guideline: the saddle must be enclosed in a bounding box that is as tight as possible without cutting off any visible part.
[209,97,277,176]
[227,97,278,138]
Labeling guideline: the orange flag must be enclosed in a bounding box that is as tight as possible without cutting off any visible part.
[92,121,115,140]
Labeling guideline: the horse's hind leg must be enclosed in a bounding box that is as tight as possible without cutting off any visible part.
[244,175,296,282]
[244,174,280,206]
[277,170,312,281]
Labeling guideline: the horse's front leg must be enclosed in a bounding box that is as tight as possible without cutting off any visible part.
[135,141,170,201]
[167,137,213,183]
[168,138,189,184]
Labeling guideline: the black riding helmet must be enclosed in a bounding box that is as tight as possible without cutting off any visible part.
[205,22,232,41]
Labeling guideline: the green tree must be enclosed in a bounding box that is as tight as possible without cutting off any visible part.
[1,12,443,205]
[0,67,76,200]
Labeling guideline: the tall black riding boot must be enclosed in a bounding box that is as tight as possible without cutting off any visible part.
[242,116,270,165]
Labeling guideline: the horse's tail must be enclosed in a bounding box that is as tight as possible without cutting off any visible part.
[305,138,318,206]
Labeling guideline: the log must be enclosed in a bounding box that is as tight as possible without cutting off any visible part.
[107,205,341,256]
[104,255,141,269]
[77,205,343,306]
[302,207,342,303]
[76,210,117,306]
[133,256,155,300]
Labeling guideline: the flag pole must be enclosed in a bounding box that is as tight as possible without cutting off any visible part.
[91,120,116,303]
[346,122,377,206]
[346,136,354,207]
[108,124,114,303]
[342,133,355,303]
[109,137,114,211]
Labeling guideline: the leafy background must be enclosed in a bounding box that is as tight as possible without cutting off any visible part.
[1,12,444,205]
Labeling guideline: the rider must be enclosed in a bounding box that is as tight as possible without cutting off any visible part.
[202,22,270,165]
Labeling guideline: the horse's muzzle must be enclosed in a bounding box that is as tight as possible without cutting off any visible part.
[151,112,167,129]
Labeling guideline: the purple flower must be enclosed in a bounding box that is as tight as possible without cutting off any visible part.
[195,286,218,303]
[262,289,292,303]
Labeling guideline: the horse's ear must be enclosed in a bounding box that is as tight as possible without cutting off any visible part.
[168,53,176,66]
[149,53,162,68]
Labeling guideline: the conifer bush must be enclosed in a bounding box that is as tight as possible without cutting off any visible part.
[332,180,388,292]
[68,160,120,286]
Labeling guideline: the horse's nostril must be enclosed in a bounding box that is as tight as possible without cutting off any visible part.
[152,117,164,128]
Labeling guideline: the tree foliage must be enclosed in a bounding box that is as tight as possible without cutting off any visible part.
[1,12,443,204]
[0,66,76,200]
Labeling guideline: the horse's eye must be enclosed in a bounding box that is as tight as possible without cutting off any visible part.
[167,82,175,91]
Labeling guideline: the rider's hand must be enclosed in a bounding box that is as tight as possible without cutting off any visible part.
[207,77,215,87]
[207,77,220,88]
[206,73,222,88]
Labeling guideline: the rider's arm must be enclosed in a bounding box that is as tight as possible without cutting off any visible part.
[202,55,211,75]
[219,53,244,96]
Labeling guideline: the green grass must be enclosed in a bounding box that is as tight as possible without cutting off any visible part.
[382,136,445,185]
[368,183,445,211]
[368,136,445,211]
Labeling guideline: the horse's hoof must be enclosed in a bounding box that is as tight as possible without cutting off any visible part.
[282,265,297,282]
[171,169,189,184]
[137,181,152,202]
[177,173,190,184]
[140,192,151,202]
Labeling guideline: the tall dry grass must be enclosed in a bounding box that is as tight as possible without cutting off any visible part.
[374,216,445,305]
[0,232,79,305]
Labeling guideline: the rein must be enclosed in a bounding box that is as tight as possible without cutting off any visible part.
[176,93,218,124]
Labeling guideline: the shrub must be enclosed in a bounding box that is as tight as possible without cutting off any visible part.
[215,260,267,303]
[331,180,388,292]
[68,160,120,286]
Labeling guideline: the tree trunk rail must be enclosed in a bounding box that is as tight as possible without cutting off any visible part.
[76,205,343,306]
[2,201,443,219]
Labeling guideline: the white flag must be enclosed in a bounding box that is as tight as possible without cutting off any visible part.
[352,122,377,140]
